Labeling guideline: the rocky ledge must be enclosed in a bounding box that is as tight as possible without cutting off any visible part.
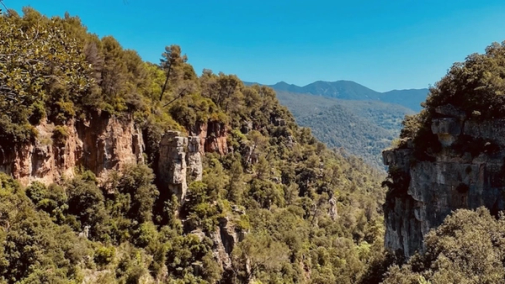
[383,104,505,258]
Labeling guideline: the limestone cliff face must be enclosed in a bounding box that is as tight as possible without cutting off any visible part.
[0,112,144,186]
[384,104,505,258]
[157,131,204,203]
[158,131,188,202]
[0,113,219,192]
[212,216,249,281]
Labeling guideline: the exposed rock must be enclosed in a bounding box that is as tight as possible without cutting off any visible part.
[190,229,206,242]
[241,120,253,134]
[190,121,228,156]
[78,225,91,239]
[384,104,505,258]
[191,262,204,276]
[463,119,505,144]
[231,205,246,215]
[272,117,286,126]
[187,136,203,181]
[435,104,466,120]
[0,113,144,186]
[211,216,245,275]
[158,131,188,203]
[286,135,294,148]
[329,197,337,221]
[383,148,412,171]
[431,118,462,146]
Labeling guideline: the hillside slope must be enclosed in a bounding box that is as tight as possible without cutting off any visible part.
[298,104,393,168]
[257,80,429,112]
[382,41,505,260]
[0,8,386,284]
[275,91,414,168]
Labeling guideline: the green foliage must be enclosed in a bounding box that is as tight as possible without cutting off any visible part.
[112,164,159,223]
[53,125,69,144]
[26,182,68,223]
[0,7,388,284]
[383,208,505,284]
[95,245,116,266]
[275,90,414,169]
[65,172,107,235]
[425,42,505,119]
[0,174,90,284]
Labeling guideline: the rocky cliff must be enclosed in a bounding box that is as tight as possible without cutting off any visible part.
[383,104,505,258]
[157,131,204,203]
[190,121,229,155]
[0,113,220,193]
[0,112,144,186]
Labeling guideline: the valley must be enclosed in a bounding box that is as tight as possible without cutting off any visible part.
[2,3,505,284]
[248,82,423,169]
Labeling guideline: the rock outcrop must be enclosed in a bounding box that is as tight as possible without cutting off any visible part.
[383,104,505,258]
[0,112,144,186]
[211,216,248,280]
[187,136,203,181]
[157,131,205,203]
[158,131,188,203]
[190,121,228,156]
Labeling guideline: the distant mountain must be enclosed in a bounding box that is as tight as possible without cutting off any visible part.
[274,90,414,169]
[244,80,429,112]
[244,80,425,168]
[379,89,430,112]
[297,104,395,169]
[272,80,380,101]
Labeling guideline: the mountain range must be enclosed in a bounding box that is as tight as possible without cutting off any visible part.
[246,80,429,168]
[246,80,429,112]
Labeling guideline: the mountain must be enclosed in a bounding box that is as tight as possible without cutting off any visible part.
[0,8,387,284]
[243,80,426,168]
[379,88,430,112]
[272,80,381,101]
[297,104,395,168]
[275,90,414,168]
[244,80,429,112]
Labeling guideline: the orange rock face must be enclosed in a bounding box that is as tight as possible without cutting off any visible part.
[191,121,228,156]
[0,112,144,186]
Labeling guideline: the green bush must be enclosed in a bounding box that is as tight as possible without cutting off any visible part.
[94,246,116,266]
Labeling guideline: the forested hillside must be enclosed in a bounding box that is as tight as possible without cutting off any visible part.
[275,91,414,168]
[380,41,505,282]
[0,8,387,284]
[260,80,428,112]
[298,105,395,169]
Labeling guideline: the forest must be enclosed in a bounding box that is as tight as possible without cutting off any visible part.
[0,8,387,284]
[3,6,505,284]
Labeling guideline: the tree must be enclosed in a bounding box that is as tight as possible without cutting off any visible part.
[383,207,505,284]
[159,45,186,102]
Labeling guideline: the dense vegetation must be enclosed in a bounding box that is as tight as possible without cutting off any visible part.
[275,90,413,169]
[0,8,388,283]
[383,208,505,284]
[298,105,393,169]
[381,42,505,282]
[398,41,505,152]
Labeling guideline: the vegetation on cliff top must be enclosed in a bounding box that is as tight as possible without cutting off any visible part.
[398,41,505,152]
[383,208,505,284]
[381,41,505,282]
[0,8,387,283]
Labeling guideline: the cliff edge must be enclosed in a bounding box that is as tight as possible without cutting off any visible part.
[383,42,505,258]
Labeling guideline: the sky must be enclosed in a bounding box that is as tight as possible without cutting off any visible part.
[5,0,505,91]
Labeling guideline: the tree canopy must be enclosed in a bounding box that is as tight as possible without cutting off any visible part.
[0,8,388,284]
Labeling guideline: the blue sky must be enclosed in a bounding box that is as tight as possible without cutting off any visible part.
[5,0,505,91]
